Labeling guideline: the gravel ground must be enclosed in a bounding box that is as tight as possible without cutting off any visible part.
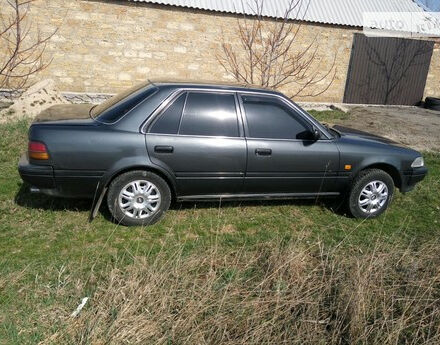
[327,106,440,152]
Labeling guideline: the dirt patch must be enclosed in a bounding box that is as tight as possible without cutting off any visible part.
[218,224,237,234]
[327,106,440,152]
[0,79,68,123]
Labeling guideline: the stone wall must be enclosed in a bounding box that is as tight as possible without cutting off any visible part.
[17,0,356,102]
[2,0,439,102]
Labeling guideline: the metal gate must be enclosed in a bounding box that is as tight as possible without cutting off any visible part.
[343,34,434,105]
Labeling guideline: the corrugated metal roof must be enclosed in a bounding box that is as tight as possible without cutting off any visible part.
[129,0,429,27]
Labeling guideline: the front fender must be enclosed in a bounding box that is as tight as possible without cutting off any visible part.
[352,156,403,178]
[347,156,404,192]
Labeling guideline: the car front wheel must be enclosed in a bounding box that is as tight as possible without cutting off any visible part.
[107,170,171,226]
[348,169,394,219]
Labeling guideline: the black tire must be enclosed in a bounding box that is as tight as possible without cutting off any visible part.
[107,170,171,226]
[348,169,394,219]
[424,97,440,111]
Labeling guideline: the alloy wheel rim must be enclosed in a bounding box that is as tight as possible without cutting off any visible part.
[118,180,161,219]
[358,180,388,214]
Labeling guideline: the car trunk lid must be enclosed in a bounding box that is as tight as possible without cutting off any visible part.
[33,104,95,125]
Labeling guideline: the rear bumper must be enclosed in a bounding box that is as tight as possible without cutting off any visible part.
[401,167,428,193]
[18,154,100,198]
[18,154,55,189]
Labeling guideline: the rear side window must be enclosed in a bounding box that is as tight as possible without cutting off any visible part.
[241,95,309,139]
[179,93,239,137]
[149,93,186,134]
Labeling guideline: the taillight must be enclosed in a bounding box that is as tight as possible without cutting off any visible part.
[28,141,49,160]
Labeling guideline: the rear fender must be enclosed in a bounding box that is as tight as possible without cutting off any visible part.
[89,156,176,221]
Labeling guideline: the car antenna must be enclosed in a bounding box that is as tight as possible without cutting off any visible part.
[148,78,156,87]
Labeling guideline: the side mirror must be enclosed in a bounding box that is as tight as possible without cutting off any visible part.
[311,126,321,141]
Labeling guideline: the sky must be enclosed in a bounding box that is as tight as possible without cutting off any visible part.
[416,0,440,11]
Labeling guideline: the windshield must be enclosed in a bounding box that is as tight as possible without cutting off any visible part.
[90,82,158,124]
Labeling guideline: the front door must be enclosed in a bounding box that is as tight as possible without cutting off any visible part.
[240,94,340,195]
[146,91,246,196]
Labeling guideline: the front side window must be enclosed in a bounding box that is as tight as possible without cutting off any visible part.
[241,95,310,140]
[179,92,239,137]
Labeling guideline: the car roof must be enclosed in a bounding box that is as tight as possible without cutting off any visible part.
[150,79,280,94]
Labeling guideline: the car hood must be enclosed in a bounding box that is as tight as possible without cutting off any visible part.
[33,104,94,124]
[333,125,399,145]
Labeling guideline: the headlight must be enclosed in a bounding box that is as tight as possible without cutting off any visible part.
[411,156,424,168]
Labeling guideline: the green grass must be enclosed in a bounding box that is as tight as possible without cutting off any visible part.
[0,116,439,344]
[309,109,349,123]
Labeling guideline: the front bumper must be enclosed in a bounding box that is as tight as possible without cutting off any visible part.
[18,154,55,189]
[401,166,428,193]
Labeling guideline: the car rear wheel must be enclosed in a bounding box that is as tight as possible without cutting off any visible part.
[348,169,394,219]
[107,170,171,226]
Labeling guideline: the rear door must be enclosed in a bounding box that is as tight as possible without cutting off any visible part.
[240,93,340,195]
[145,90,246,196]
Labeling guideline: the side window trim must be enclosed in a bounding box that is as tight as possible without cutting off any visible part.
[234,92,246,138]
[176,92,189,135]
[236,92,249,139]
[142,89,331,139]
[239,93,316,141]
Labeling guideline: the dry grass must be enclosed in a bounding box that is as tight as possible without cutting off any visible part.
[42,238,440,345]
[1,120,439,344]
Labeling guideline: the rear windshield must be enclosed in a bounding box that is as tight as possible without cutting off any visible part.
[91,82,158,124]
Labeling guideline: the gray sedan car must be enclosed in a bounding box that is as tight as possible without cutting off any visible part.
[19,81,427,226]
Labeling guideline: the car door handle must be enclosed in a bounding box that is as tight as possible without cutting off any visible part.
[154,145,174,153]
[255,148,272,156]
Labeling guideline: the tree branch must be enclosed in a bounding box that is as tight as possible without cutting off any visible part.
[216,0,336,99]
[0,0,60,93]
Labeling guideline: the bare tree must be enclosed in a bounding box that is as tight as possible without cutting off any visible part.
[217,0,336,98]
[0,0,58,94]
